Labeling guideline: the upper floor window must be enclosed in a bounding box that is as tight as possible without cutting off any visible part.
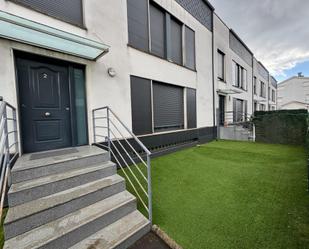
[150,3,166,58]
[232,61,247,90]
[272,89,276,102]
[184,26,196,70]
[260,81,266,98]
[217,50,225,81]
[127,0,196,70]
[9,0,84,27]
[253,76,257,95]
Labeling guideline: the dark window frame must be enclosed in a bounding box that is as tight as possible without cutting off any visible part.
[127,0,149,52]
[253,76,257,95]
[130,75,197,136]
[153,81,184,132]
[184,26,196,70]
[8,0,85,28]
[169,15,183,65]
[233,98,247,122]
[149,1,166,58]
[217,50,225,81]
[127,0,196,71]
[260,81,266,98]
[232,60,247,91]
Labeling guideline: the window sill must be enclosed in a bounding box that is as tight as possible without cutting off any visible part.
[127,44,197,73]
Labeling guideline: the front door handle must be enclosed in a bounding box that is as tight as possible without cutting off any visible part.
[45,112,51,117]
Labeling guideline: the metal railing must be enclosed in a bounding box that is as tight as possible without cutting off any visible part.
[0,97,19,218]
[92,106,152,223]
[217,109,255,142]
[221,111,251,126]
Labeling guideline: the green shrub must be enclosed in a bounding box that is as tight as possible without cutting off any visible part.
[253,109,308,146]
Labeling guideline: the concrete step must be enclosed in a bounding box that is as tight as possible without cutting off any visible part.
[12,146,108,183]
[4,191,137,249]
[69,210,151,249]
[4,174,125,239]
[8,161,116,207]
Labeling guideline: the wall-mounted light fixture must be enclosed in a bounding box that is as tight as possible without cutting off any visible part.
[107,67,116,77]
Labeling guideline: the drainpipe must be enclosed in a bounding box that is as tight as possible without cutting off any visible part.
[252,57,254,116]
[212,14,216,130]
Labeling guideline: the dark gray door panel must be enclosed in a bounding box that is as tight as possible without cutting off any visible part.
[17,57,72,153]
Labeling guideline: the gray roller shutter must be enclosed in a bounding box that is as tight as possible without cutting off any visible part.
[153,82,184,131]
[170,17,182,65]
[9,0,83,27]
[185,26,196,70]
[127,0,149,52]
[187,88,197,129]
[130,76,152,135]
[150,3,166,58]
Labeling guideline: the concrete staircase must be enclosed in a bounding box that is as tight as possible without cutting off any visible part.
[3,146,150,249]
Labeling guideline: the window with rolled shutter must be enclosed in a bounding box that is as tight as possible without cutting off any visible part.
[153,82,184,131]
[170,17,183,65]
[150,3,166,58]
[127,0,149,52]
[185,26,196,70]
[9,0,84,27]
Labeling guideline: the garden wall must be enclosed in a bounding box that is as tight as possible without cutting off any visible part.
[253,109,308,145]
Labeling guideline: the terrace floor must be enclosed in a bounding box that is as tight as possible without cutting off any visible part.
[121,140,309,249]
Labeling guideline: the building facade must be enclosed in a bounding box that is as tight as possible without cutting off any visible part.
[213,14,277,127]
[0,0,277,155]
[277,76,309,110]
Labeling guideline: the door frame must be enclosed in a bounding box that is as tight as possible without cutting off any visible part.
[14,50,89,154]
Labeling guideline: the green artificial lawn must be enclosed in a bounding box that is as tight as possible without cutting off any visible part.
[119,140,309,249]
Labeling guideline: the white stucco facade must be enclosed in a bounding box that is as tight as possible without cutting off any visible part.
[0,0,278,153]
[0,0,214,148]
[213,14,277,126]
[277,76,309,110]
[213,14,253,123]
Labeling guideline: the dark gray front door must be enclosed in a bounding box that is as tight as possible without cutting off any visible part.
[16,56,72,153]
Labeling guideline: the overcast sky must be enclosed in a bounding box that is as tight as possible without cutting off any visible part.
[211,0,309,81]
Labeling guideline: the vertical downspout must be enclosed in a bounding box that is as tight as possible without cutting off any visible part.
[212,12,216,130]
[252,57,254,115]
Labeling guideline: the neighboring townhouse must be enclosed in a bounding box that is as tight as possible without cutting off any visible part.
[214,14,254,125]
[252,60,278,112]
[277,75,309,110]
[253,60,268,112]
[213,14,277,127]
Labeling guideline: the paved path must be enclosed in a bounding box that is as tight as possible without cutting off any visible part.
[129,232,171,249]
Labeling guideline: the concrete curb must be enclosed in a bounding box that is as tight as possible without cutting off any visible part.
[152,225,183,249]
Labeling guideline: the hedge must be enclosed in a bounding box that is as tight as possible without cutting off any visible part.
[252,109,308,146]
